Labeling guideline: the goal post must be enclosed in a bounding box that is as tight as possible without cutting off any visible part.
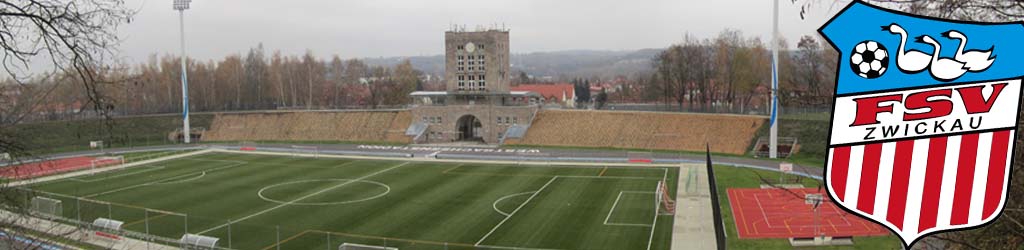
[339,243,398,250]
[30,196,63,218]
[657,181,675,215]
[290,145,320,158]
[91,156,125,173]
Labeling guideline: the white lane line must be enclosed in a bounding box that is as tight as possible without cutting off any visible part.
[476,176,559,246]
[197,162,409,234]
[82,162,244,198]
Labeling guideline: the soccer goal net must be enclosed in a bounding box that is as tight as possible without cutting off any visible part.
[291,145,320,158]
[30,196,63,218]
[93,156,124,167]
[91,156,124,173]
[656,181,675,215]
[339,243,398,250]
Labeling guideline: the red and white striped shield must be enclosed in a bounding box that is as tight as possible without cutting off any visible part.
[827,129,1014,243]
[820,2,1024,247]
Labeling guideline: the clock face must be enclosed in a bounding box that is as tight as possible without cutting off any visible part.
[465,42,476,53]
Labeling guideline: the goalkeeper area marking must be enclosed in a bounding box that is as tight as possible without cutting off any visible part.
[21,151,678,250]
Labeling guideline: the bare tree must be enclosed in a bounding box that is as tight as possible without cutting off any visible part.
[0,0,133,248]
[244,44,269,109]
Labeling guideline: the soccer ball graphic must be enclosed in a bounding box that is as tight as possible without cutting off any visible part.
[849,40,889,79]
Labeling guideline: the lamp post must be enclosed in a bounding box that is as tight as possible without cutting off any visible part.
[174,0,191,143]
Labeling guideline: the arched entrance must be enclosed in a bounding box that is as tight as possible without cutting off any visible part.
[456,115,483,141]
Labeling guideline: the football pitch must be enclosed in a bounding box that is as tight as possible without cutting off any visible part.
[22,151,679,250]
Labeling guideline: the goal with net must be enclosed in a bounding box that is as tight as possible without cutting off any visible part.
[30,196,63,218]
[339,243,397,250]
[656,181,675,215]
[291,145,320,158]
[91,156,124,173]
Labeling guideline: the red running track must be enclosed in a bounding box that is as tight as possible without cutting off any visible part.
[0,157,119,179]
[727,188,890,239]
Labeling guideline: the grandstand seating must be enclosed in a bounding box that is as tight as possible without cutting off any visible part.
[507,110,765,155]
[203,111,413,144]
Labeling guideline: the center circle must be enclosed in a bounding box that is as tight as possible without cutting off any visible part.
[257,179,390,206]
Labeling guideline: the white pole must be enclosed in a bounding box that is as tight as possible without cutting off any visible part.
[145,209,150,250]
[769,0,780,159]
[179,9,191,144]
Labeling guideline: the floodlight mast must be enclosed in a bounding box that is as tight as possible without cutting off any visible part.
[174,0,191,143]
[769,0,780,158]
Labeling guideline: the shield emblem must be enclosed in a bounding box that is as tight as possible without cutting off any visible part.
[819,1,1023,247]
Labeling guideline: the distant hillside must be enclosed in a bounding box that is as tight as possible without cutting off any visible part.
[362,48,662,80]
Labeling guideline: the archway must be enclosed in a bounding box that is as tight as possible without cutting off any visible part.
[456,115,483,141]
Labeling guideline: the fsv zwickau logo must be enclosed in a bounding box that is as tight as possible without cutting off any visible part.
[819,1,1024,247]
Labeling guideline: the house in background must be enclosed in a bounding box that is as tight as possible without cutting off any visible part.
[512,83,575,108]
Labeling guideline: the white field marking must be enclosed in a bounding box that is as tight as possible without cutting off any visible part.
[554,175,659,180]
[476,176,559,246]
[187,157,362,170]
[492,191,536,216]
[151,171,206,185]
[753,195,773,227]
[180,158,248,164]
[8,149,216,187]
[604,191,657,227]
[69,166,167,182]
[646,172,665,250]
[217,147,683,169]
[474,244,564,250]
[82,161,245,198]
[197,162,409,234]
[256,179,391,206]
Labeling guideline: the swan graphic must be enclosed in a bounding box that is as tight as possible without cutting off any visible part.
[916,35,969,81]
[883,23,932,73]
[942,30,995,72]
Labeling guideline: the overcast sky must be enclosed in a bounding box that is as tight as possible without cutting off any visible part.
[116,0,845,63]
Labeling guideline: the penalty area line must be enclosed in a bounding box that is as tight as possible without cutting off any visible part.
[197,162,408,234]
[475,176,558,246]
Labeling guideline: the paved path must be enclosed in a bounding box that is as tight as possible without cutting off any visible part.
[671,164,717,250]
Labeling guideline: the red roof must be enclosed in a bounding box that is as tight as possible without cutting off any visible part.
[512,83,575,102]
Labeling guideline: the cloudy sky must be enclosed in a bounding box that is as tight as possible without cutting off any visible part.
[116,0,846,63]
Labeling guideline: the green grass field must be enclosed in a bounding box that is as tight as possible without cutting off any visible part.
[23,152,678,250]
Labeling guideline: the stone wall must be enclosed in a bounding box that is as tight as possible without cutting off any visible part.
[507,110,766,155]
[203,110,412,144]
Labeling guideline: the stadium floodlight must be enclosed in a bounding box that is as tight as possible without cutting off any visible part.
[175,0,192,143]
[769,0,780,158]
[173,0,190,10]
